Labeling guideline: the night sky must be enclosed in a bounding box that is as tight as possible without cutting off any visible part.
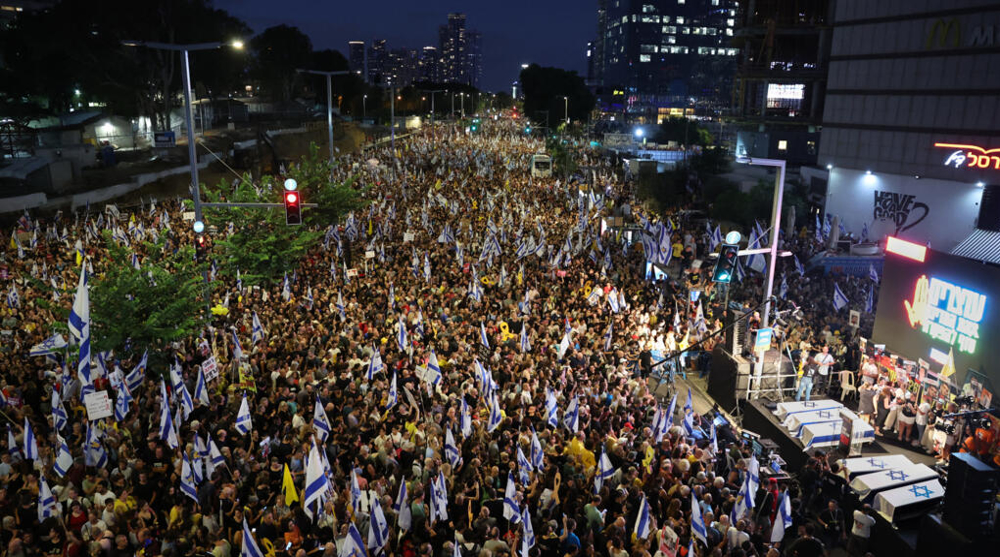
[214,0,594,92]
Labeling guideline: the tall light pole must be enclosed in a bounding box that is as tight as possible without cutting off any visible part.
[122,39,244,224]
[460,93,465,118]
[363,95,368,121]
[422,89,445,124]
[297,69,350,166]
[735,156,787,328]
[564,96,569,125]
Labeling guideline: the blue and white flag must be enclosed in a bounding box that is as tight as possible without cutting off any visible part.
[394,480,412,532]
[710,225,723,251]
[869,264,879,283]
[231,329,244,362]
[51,391,68,431]
[387,372,398,410]
[595,448,614,493]
[339,523,366,557]
[126,350,147,394]
[367,346,384,381]
[194,365,209,406]
[251,312,264,344]
[304,440,331,520]
[52,434,73,477]
[159,381,179,448]
[747,228,766,273]
[734,473,755,519]
[368,494,391,553]
[84,423,108,468]
[460,397,472,438]
[445,428,462,468]
[563,396,580,433]
[516,446,533,484]
[861,221,870,242]
[530,429,544,470]
[6,284,19,308]
[281,272,291,302]
[30,334,67,357]
[313,397,332,443]
[243,517,265,557]
[557,330,572,359]
[691,492,707,545]
[545,389,559,428]
[866,285,874,313]
[665,393,677,429]
[604,322,613,352]
[794,255,805,276]
[684,387,693,412]
[424,252,432,282]
[769,491,794,543]
[522,503,536,550]
[427,350,442,383]
[22,418,38,461]
[607,288,620,313]
[520,325,531,353]
[430,470,449,523]
[397,317,408,353]
[180,453,199,503]
[487,393,503,433]
[503,472,522,524]
[634,494,652,539]
[235,394,252,435]
[779,274,788,299]
[38,475,57,522]
[833,283,849,311]
[114,381,132,422]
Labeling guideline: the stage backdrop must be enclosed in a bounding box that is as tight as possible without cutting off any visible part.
[873,246,997,387]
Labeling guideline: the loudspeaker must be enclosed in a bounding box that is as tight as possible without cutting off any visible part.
[943,452,998,541]
[708,346,750,410]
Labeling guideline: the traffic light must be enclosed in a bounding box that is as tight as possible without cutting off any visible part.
[524,125,532,134]
[712,243,739,283]
[471,118,481,132]
[284,191,302,225]
[195,234,208,262]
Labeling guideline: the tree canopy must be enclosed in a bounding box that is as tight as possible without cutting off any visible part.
[519,64,595,128]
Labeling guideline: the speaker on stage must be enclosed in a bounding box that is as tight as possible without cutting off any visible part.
[943,452,998,541]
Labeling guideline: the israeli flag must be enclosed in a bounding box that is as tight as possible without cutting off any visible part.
[545,389,559,428]
[231,329,244,362]
[243,517,265,557]
[387,372,398,410]
[747,228,766,273]
[595,448,614,493]
[431,470,449,523]
[833,283,849,311]
[557,330,572,359]
[487,393,503,433]
[22,418,38,461]
[607,289,620,313]
[84,423,108,468]
[394,480,412,532]
[869,264,879,283]
[251,312,264,344]
[684,388,693,412]
[564,396,580,433]
[427,350,442,382]
[460,398,472,438]
[587,286,602,306]
[208,436,225,476]
[770,491,793,543]
[861,221,870,241]
[194,365,209,406]
[114,382,132,422]
[38,475,57,522]
[734,473,756,519]
[709,421,718,455]
[336,291,346,321]
[51,390,68,431]
[424,252,432,282]
[314,397,332,443]
[479,322,490,349]
[176,381,195,421]
[445,428,462,468]
[503,472,522,524]
[5,284,19,308]
[520,325,531,353]
[634,494,652,539]
[180,453,199,503]
[522,503,536,549]
[6,426,15,457]
[368,495,391,553]
[52,434,73,477]
[30,334,67,357]
[304,440,330,520]
[866,286,874,313]
[516,446,533,484]
[397,317,408,353]
[366,346,384,381]
[126,350,147,394]
[235,394,252,435]
[690,492,707,545]
[604,322,613,352]
[530,429,544,470]
[349,468,363,515]
[159,381,179,448]
[665,393,677,429]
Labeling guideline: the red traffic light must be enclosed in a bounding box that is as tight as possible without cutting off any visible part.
[285,192,298,204]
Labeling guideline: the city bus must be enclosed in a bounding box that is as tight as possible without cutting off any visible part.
[530,153,552,178]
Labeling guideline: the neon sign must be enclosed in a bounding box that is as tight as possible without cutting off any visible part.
[904,275,986,354]
[935,143,1000,170]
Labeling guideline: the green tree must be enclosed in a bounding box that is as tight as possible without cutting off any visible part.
[251,24,313,102]
[90,233,209,368]
[287,143,370,227]
[203,175,322,285]
[655,117,713,147]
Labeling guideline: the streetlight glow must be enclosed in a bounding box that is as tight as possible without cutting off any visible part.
[231,39,244,50]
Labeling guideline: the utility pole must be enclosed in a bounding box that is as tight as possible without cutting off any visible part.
[297,69,350,166]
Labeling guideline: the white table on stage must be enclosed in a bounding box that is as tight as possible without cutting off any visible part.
[786,408,860,438]
[775,400,843,425]
[801,419,873,449]
[850,463,938,502]
[874,479,944,522]
[840,455,914,479]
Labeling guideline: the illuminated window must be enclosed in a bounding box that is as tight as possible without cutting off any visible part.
[662,16,670,23]
[640,44,659,53]
[777,140,788,151]
[678,0,685,4]
[726,29,733,36]
[681,27,690,34]
[698,47,715,55]
[642,4,656,12]
[676,16,685,24]
[712,0,720,4]
[727,18,735,26]
[639,54,652,62]
[662,25,676,34]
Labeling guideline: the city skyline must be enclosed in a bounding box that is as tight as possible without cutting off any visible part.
[213,0,592,92]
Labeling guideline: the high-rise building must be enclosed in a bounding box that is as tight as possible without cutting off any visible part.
[385,48,420,88]
[367,39,388,85]
[348,41,367,82]
[420,46,440,83]
[731,0,834,165]
[817,0,1000,253]
[591,0,739,119]
[438,13,481,86]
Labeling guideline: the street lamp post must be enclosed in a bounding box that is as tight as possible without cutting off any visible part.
[422,89,445,124]
[297,69,350,166]
[564,96,569,124]
[122,39,243,223]
[363,95,367,121]
[460,93,465,118]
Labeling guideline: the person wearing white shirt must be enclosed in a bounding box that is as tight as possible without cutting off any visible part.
[848,505,876,556]
[815,346,835,396]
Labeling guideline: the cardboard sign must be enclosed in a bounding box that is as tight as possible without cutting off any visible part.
[346,268,359,278]
[182,211,196,221]
[404,232,415,243]
[849,310,861,329]
[365,250,376,259]
[84,390,113,421]
[202,356,219,382]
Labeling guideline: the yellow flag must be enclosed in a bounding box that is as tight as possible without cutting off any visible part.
[282,464,299,506]
[940,346,956,377]
[367,219,373,235]
[76,250,83,266]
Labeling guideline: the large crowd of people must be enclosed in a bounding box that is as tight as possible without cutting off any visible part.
[0,119,888,557]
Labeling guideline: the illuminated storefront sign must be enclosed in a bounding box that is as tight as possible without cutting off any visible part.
[935,142,1000,170]
[904,275,986,354]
